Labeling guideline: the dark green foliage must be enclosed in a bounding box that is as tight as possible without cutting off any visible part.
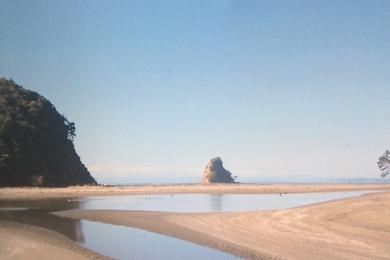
[0,78,97,187]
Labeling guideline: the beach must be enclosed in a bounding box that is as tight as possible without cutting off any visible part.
[1,184,390,259]
[0,220,107,260]
[56,190,390,259]
[2,0,389,258]
[1,183,390,200]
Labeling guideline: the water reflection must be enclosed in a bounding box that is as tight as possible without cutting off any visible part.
[0,199,84,242]
[209,194,223,211]
[80,190,379,212]
[81,220,236,260]
[0,197,238,259]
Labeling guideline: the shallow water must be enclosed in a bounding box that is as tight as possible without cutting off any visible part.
[0,190,381,259]
[81,220,236,260]
[80,190,377,212]
[0,201,234,259]
[0,207,28,211]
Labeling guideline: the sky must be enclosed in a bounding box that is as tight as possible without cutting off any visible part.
[1,0,390,184]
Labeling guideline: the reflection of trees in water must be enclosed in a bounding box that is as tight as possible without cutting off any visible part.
[209,194,224,211]
[0,199,84,242]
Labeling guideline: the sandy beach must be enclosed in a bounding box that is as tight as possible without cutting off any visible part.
[55,190,390,260]
[1,184,390,259]
[1,183,390,200]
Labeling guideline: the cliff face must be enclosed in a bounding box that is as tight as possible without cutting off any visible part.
[0,78,97,187]
[201,157,236,184]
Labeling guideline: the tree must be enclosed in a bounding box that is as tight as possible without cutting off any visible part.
[63,116,76,141]
[377,150,390,178]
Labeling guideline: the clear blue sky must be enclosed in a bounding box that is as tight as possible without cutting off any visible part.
[1,0,389,183]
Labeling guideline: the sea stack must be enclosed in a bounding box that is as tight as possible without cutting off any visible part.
[201,157,236,184]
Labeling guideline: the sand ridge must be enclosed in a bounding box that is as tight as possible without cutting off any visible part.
[1,183,390,200]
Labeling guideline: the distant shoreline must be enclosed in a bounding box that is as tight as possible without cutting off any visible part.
[1,183,390,200]
[105,178,390,186]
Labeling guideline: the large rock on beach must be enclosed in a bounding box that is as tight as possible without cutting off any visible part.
[201,157,236,184]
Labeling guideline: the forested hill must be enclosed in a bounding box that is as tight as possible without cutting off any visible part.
[0,78,97,187]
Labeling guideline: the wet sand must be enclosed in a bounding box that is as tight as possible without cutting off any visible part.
[0,220,108,260]
[56,191,390,260]
[1,183,390,200]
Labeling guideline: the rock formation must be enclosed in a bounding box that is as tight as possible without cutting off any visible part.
[0,78,97,187]
[201,157,236,184]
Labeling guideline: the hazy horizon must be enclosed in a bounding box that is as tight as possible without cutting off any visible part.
[1,0,390,184]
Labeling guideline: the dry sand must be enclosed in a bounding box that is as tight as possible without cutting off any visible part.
[56,191,390,260]
[1,183,390,200]
[0,220,108,260]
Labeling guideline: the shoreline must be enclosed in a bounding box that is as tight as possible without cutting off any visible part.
[1,184,390,259]
[56,191,390,259]
[0,219,108,260]
[1,183,390,200]
[55,209,273,259]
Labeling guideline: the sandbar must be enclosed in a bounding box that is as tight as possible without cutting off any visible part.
[1,183,390,200]
[56,191,390,259]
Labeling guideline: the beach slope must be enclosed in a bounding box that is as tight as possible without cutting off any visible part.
[0,220,107,260]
